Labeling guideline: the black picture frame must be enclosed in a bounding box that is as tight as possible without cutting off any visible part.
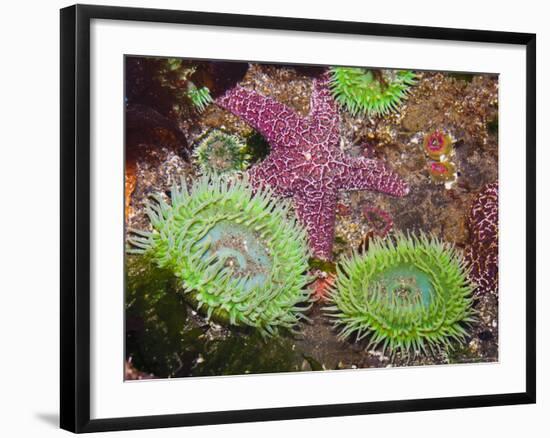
[60,4,536,433]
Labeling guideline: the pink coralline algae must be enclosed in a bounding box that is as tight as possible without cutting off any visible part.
[465,182,498,294]
[216,72,409,260]
[363,206,393,238]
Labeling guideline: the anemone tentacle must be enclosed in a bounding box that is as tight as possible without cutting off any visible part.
[128,175,313,337]
[186,82,213,112]
[329,67,416,117]
[325,232,476,357]
[193,130,249,175]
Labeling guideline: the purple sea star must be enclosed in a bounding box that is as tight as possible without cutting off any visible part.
[465,182,498,294]
[216,71,409,260]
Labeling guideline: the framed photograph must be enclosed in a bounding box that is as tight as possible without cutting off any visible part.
[60,4,536,433]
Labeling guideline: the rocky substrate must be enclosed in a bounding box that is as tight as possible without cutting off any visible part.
[125,59,498,378]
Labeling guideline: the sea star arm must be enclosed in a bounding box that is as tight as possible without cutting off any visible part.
[334,154,410,197]
[247,157,296,197]
[294,190,338,260]
[216,86,302,150]
[309,71,339,118]
[304,72,341,145]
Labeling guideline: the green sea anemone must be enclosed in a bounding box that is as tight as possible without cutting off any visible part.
[186,81,213,112]
[325,232,475,356]
[193,130,250,175]
[329,67,416,116]
[128,175,313,337]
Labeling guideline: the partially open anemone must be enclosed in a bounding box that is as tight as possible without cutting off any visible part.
[329,67,416,116]
[325,232,475,356]
[186,81,213,112]
[128,175,313,337]
[193,130,249,175]
[423,130,453,160]
[428,160,457,183]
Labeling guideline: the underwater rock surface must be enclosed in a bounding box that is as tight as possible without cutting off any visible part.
[125,59,499,378]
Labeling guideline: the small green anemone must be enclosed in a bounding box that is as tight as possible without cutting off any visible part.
[128,175,313,337]
[193,130,250,175]
[325,232,475,356]
[186,81,213,112]
[329,67,416,116]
